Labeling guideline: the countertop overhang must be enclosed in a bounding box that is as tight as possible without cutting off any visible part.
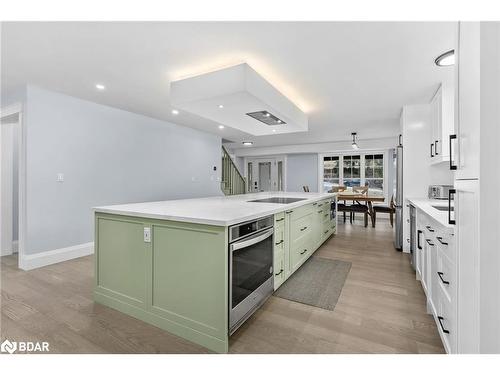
[94,192,336,226]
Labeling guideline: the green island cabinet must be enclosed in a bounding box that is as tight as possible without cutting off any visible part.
[94,196,336,353]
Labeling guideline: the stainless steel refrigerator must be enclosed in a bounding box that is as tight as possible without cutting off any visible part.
[394,144,403,250]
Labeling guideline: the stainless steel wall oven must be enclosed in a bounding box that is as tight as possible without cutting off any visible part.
[229,215,274,334]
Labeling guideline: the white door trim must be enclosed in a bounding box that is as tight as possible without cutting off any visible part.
[1,103,26,269]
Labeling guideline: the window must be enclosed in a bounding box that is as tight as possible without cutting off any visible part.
[364,154,384,196]
[323,156,340,192]
[343,155,361,188]
[321,153,386,195]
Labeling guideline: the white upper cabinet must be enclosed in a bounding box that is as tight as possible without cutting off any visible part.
[429,83,454,165]
[452,22,480,179]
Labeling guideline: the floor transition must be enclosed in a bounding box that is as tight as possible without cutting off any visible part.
[1,218,444,353]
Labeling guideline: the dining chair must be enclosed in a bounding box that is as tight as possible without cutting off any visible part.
[373,195,396,227]
[303,186,310,192]
[350,185,369,226]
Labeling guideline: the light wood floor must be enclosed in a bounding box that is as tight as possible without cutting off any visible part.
[0,218,444,354]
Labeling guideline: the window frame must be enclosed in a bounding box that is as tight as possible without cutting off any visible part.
[318,150,388,198]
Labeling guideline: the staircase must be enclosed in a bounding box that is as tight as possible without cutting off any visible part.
[221,146,246,195]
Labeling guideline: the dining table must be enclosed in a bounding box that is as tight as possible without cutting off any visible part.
[335,192,385,227]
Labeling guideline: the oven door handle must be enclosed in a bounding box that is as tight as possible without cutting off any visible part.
[231,228,274,251]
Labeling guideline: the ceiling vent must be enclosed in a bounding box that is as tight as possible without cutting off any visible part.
[246,111,286,125]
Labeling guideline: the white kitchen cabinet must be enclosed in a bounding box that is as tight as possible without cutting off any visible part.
[454,179,480,353]
[452,22,480,179]
[429,83,454,165]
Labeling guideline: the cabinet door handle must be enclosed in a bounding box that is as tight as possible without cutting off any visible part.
[275,239,284,245]
[449,134,457,170]
[425,225,434,232]
[317,210,323,213]
[430,143,434,157]
[398,134,402,146]
[417,230,422,249]
[285,210,293,214]
[324,230,329,234]
[434,140,439,155]
[276,217,284,222]
[437,316,450,334]
[436,236,448,245]
[300,249,307,255]
[312,202,317,206]
[425,238,435,246]
[448,189,456,225]
[300,226,308,231]
[275,269,283,276]
[437,272,450,285]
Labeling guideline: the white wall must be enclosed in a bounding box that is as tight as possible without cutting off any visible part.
[286,154,318,192]
[23,86,222,255]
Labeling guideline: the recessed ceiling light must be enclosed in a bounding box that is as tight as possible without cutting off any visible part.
[272,129,277,132]
[95,84,106,90]
[218,104,224,109]
[242,141,253,146]
[218,125,225,129]
[435,50,455,67]
[171,109,179,115]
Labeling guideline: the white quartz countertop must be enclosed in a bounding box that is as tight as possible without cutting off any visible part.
[94,192,336,226]
[407,197,454,229]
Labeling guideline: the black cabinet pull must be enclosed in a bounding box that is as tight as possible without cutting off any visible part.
[437,316,450,334]
[324,230,329,234]
[436,236,448,245]
[398,134,402,146]
[317,210,323,213]
[449,134,457,170]
[435,140,439,155]
[275,269,283,276]
[437,272,450,285]
[285,210,293,214]
[312,202,317,206]
[448,189,456,225]
[300,226,308,231]
[430,143,434,157]
[425,225,434,232]
[417,230,422,249]
[300,249,307,255]
[275,239,284,245]
[276,217,284,222]
[425,238,435,246]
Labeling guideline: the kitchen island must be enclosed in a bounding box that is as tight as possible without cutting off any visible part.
[93,192,336,353]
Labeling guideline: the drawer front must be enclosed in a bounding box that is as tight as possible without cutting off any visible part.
[290,231,312,272]
[435,231,455,264]
[437,286,457,353]
[290,213,313,243]
[436,248,456,303]
[274,224,285,249]
[274,211,285,226]
[273,247,285,290]
[288,204,313,220]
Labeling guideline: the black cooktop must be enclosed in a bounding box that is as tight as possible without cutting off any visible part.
[247,197,308,204]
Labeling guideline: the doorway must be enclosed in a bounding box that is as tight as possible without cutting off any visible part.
[1,107,22,259]
[246,157,286,192]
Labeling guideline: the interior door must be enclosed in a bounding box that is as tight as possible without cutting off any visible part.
[247,158,284,192]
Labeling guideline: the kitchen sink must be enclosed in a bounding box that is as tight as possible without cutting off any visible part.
[432,205,453,212]
[247,197,308,204]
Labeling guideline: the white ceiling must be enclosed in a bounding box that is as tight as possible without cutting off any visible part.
[1,22,456,149]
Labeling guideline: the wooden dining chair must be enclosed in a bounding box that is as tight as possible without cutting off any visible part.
[353,185,368,195]
[350,185,369,226]
[331,185,347,193]
[373,195,396,227]
[303,186,310,192]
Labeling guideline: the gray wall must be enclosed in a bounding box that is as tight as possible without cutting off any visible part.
[24,86,222,254]
[286,153,318,192]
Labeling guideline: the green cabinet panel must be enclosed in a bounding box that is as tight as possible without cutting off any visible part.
[273,246,285,290]
[290,230,313,272]
[151,222,227,340]
[95,216,149,308]
[94,213,229,353]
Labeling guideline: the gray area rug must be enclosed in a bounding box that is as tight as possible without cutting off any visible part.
[274,257,351,311]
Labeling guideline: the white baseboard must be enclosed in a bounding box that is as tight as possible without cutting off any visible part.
[19,242,94,270]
